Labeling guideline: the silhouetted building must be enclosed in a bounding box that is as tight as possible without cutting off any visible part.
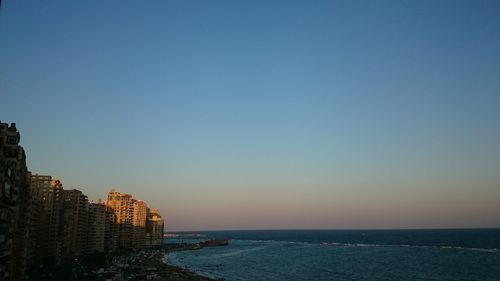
[87,202,107,253]
[0,122,30,281]
[104,205,118,251]
[23,173,39,271]
[30,176,64,264]
[61,189,88,259]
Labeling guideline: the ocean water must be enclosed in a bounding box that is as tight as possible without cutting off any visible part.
[166,229,500,281]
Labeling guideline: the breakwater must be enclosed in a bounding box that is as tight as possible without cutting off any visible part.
[165,239,229,252]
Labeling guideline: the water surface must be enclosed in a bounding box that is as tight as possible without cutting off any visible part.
[167,229,500,281]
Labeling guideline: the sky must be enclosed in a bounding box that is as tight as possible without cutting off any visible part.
[1,0,499,231]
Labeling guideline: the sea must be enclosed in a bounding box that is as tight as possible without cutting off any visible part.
[165,229,500,281]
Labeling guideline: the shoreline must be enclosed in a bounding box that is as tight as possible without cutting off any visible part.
[74,249,220,281]
[75,240,229,281]
[164,251,221,281]
[163,239,230,280]
[28,241,229,280]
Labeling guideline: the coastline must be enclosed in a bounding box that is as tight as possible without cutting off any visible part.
[81,239,230,281]
[69,249,221,281]
[37,240,231,280]
[162,239,230,280]
[164,251,221,281]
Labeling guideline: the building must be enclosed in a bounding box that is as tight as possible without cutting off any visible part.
[2,122,166,281]
[23,173,40,271]
[87,200,119,253]
[0,122,30,281]
[87,202,107,253]
[104,205,118,251]
[30,176,64,264]
[61,189,88,259]
[106,190,164,250]
[146,208,164,248]
[132,200,148,249]
[106,190,134,249]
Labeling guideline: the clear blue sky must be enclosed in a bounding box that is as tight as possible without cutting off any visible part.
[1,0,499,230]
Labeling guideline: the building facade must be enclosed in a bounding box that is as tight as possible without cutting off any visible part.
[146,208,164,248]
[61,189,88,258]
[132,200,148,249]
[106,190,164,249]
[106,190,134,249]
[30,176,64,264]
[104,205,118,251]
[0,122,30,281]
[87,202,107,253]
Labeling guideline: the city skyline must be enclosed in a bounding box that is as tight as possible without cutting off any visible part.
[1,121,165,280]
[1,0,500,231]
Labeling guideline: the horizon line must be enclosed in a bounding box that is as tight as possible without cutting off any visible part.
[166,227,500,232]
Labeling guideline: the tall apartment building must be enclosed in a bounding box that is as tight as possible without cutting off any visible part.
[87,201,120,253]
[87,202,107,253]
[11,161,31,281]
[2,122,167,281]
[0,122,30,281]
[146,208,164,248]
[106,190,165,249]
[30,178,116,260]
[132,200,148,249]
[22,173,39,270]
[30,176,64,264]
[106,190,134,249]
[104,205,118,251]
[61,189,88,258]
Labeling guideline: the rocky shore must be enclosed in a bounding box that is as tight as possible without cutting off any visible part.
[75,249,219,281]
[75,240,229,281]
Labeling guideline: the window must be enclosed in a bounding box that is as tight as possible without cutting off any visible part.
[5,182,11,197]
[6,136,18,144]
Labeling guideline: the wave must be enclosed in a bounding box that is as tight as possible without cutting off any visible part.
[230,239,499,252]
[334,242,499,252]
[436,246,498,252]
[211,245,269,258]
